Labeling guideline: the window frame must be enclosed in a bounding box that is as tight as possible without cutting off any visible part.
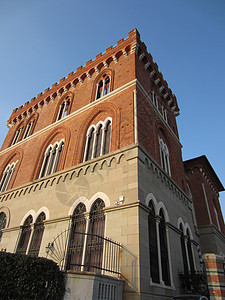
[83,118,112,162]
[0,161,18,193]
[39,139,64,178]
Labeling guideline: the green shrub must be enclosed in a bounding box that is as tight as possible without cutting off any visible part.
[0,252,65,300]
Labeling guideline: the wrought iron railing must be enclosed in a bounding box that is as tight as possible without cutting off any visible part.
[46,230,122,277]
[179,271,209,297]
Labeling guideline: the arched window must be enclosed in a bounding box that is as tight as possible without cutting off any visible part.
[16,215,33,254]
[159,209,170,286]
[148,201,159,283]
[96,76,110,100]
[11,128,23,145]
[0,212,7,242]
[23,121,34,139]
[0,161,18,193]
[57,97,70,121]
[83,119,112,162]
[186,229,195,275]
[66,203,86,271]
[39,140,64,178]
[179,223,188,275]
[28,212,46,257]
[159,137,171,175]
[102,120,111,155]
[85,198,105,272]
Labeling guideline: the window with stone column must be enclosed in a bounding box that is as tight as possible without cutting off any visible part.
[39,139,64,178]
[83,118,112,162]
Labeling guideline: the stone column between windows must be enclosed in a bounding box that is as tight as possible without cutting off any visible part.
[165,223,174,287]
[83,132,90,162]
[26,223,35,255]
[155,216,164,285]
[91,129,98,159]
[184,236,191,273]
[190,240,197,271]
[100,125,106,156]
[95,83,99,99]
[81,214,90,271]
[56,104,63,120]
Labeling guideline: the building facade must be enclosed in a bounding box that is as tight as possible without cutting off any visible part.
[0,29,224,299]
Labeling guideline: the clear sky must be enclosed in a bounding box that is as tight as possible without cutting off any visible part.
[0,0,224,214]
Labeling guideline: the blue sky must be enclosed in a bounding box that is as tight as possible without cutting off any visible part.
[0,0,224,214]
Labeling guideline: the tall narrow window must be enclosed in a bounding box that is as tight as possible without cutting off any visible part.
[16,215,33,254]
[95,125,103,158]
[28,212,46,257]
[159,209,170,286]
[148,201,159,283]
[57,98,70,121]
[12,128,23,145]
[85,199,105,273]
[162,106,168,123]
[0,161,18,193]
[23,121,34,139]
[103,120,111,155]
[0,212,7,242]
[159,137,171,175]
[152,91,158,109]
[39,140,64,178]
[66,203,86,271]
[84,118,112,162]
[96,76,110,100]
[179,224,188,275]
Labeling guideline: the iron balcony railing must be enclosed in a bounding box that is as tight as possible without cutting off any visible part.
[46,230,122,277]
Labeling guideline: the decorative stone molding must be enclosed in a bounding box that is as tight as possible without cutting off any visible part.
[163,93,169,99]
[131,42,139,54]
[71,82,76,89]
[95,67,99,74]
[150,70,155,78]
[159,86,165,93]
[79,78,83,84]
[50,95,55,102]
[122,49,127,57]
[144,62,150,69]
[103,62,108,68]
[139,53,145,61]
[57,91,62,98]
[112,56,117,63]
[154,78,160,85]
[86,72,92,79]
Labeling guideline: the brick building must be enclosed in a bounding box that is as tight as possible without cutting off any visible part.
[0,29,224,299]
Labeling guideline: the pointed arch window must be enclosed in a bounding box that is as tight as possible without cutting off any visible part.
[28,212,46,257]
[148,201,159,283]
[66,203,86,271]
[96,76,110,100]
[0,212,7,242]
[39,140,64,178]
[159,209,170,285]
[23,121,34,139]
[57,97,70,121]
[16,215,33,254]
[11,128,23,145]
[0,161,18,193]
[83,118,112,162]
[85,198,105,272]
[159,137,171,175]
